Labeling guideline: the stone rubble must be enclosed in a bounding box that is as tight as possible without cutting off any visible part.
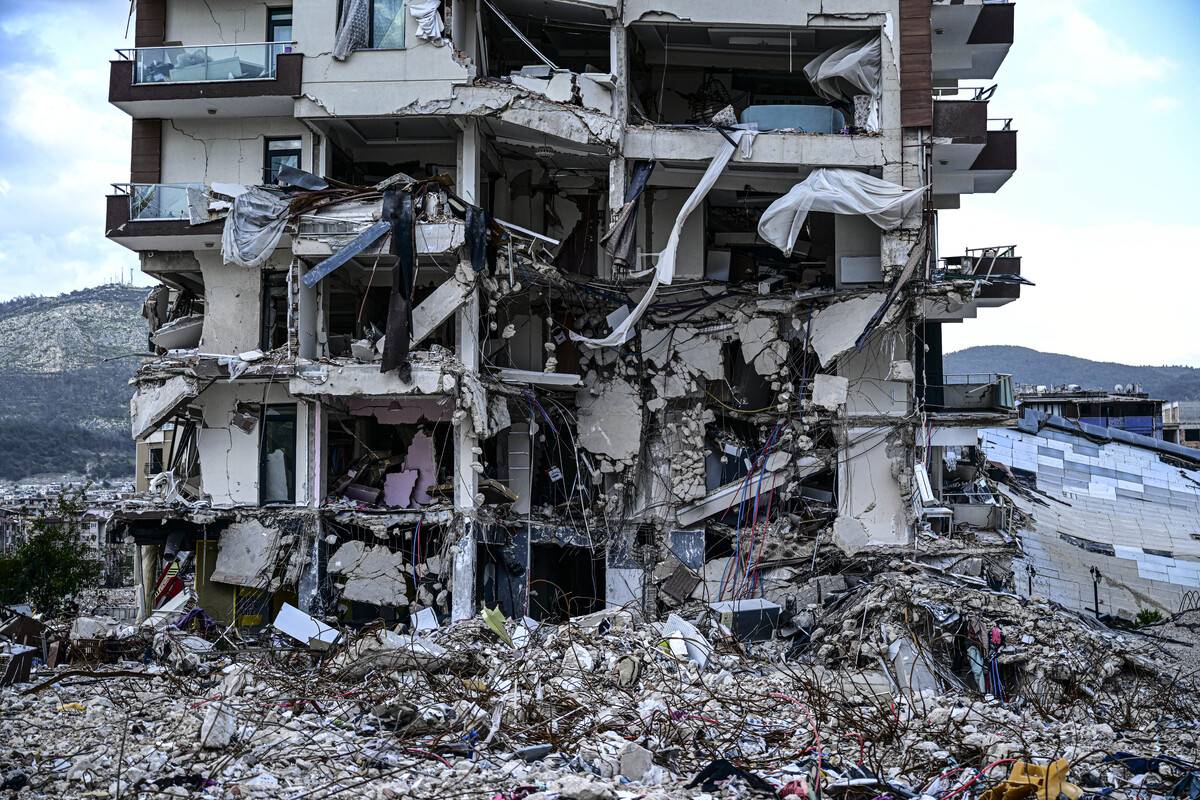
[1,565,1197,799]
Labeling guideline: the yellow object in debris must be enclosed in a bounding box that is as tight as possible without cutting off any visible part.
[981,759,1082,800]
[482,606,513,647]
[57,702,86,713]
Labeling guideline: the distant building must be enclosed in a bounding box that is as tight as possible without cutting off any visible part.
[1163,401,1200,449]
[1016,386,1163,439]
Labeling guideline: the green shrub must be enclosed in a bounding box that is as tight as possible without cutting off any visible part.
[0,494,102,616]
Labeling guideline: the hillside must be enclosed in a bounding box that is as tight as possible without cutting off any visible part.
[0,284,147,482]
[944,346,1200,401]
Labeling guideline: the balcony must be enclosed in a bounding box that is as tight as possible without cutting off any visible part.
[933,94,1017,203]
[109,43,302,118]
[941,373,1016,413]
[931,1,1014,82]
[105,184,224,252]
[942,245,1024,306]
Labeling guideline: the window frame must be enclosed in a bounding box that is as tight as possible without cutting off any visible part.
[266,6,294,44]
[337,0,407,51]
[259,403,298,505]
[261,270,290,351]
[263,135,303,183]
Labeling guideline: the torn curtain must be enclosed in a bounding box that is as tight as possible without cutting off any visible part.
[757,168,926,257]
[381,190,416,380]
[600,160,655,271]
[571,131,753,348]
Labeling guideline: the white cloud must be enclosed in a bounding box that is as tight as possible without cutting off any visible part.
[0,0,133,300]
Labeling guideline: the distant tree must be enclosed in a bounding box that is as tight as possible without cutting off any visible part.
[0,493,102,616]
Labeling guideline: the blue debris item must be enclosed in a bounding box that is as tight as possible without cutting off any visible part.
[301,219,391,287]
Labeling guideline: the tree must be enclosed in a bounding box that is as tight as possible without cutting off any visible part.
[0,493,102,616]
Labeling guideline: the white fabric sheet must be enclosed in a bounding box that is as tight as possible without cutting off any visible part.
[409,0,445,43]
[221,187,291,268]
[757,168,926,257]
[572,130,754,348]
[804,36,882,131]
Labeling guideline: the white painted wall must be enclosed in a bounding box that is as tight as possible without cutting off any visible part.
[646,188,704,279]
[161,117,311,185]
[835,214,883,286]
[293,0,472,119]
[840,331,909,417]
[164,0,278,44]
[834,426,909,551]
[197,382,308,507]
[198,252,263,354]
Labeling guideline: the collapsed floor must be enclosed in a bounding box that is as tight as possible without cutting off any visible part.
[2,548,1198,799]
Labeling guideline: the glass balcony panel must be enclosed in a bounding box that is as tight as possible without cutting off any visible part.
[132,42,282,84]
[128,184,195,221]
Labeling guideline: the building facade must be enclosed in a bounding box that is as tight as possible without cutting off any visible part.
[1163,400,1200,449]
[1017,386,1164,439]
[107,0,1018,626]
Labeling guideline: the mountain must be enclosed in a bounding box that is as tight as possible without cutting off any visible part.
[0,284,148,482]
[944,346,1200,401]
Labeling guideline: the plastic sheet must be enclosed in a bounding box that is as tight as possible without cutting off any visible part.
[757,168,925,257]
[804,36,881,131]
[220,187,291,268]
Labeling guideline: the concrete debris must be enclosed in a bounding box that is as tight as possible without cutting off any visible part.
[2,574,1197,797]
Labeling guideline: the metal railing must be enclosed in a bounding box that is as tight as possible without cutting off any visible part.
[988,117,1014,131]
[115,41,295,85]
[944,373,1005,386]
[112,183,201,221]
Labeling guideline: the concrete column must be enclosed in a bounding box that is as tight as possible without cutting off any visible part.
[297,262,318,360]
[609,20,628,121]
[138,544,160,621]
[604,158,627,281]
[452,119,483,622]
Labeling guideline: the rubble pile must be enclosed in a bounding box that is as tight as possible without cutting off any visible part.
[2,572,1197,799]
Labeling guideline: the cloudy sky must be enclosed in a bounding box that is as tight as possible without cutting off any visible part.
[0,1,1197,365]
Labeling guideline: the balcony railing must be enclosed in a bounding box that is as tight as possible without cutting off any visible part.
[115,41,295,85]
[112,183,200,221]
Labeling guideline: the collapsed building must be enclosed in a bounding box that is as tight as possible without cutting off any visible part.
[105,0,1028,629]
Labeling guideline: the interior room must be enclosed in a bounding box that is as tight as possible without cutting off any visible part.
[627,24,869,128]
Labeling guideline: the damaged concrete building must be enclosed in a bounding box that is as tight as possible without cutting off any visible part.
[106,0,1023,627]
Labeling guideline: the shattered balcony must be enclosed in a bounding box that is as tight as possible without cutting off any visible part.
[109,44,302,119]
[923,246,1027,322]
[932,0,1015,82]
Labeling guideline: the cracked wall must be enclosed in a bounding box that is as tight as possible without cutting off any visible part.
[161,118,312,186]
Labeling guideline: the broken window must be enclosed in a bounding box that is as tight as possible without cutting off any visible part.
[261,270,289,351]
[1186,429,1200,443]
[481,0,610,77]
[264,137,302,184]
[627,25,870,127]
[147,447,164,476]
[260,404,298,505]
